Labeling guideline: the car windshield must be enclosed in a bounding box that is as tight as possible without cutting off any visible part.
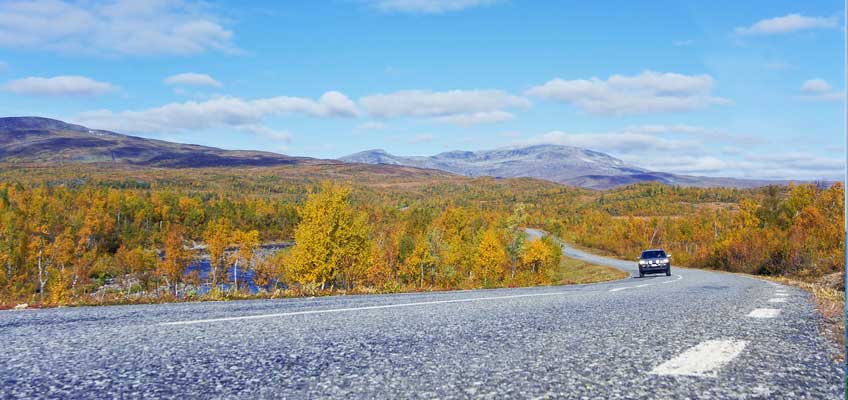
[641,250,666,259]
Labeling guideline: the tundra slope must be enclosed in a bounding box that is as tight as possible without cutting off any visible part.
[0,231,841,399]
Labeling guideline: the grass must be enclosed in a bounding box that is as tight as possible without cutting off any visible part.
[553,256,628,285]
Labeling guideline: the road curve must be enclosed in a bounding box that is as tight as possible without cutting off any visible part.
[0,232,843,399]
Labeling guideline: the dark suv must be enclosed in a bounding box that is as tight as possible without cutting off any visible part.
[638,249,671,278]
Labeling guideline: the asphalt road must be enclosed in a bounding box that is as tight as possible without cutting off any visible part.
[0,230,843,399]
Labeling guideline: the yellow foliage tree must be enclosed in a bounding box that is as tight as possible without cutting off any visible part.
[474,227,506,287]
[289,182,371,291]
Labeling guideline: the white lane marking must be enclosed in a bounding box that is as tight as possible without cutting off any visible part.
[660,274,684,284]
[774,293,789,297]
[650,339,748,377]
[636,283,654,288]
[609,287,632,292]
[160,290,584,326]
[747,308,781,318]
[768,298,786,303]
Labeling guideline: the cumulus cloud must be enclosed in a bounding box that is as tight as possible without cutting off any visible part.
[164,72,222,87]
[526,71,730,115]
[73,91,358,136]
[0,0,236,56]
[801,78,831,93]
[356,121,387,131]
[359,89,529,125]
[799,78,843,102]
[432,110,514,125]
[526,130,698,155]
[367,0,498,14]
[4,75,117,96]
[735,13,838,35]
[521,129,841,179]
[412,134,434,143]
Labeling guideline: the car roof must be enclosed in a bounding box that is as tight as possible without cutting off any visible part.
[642,249,666,252]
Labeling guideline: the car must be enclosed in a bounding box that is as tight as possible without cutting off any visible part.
[637,249,671,278]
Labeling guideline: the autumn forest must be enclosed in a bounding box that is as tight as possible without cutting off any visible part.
[0,163,843,306]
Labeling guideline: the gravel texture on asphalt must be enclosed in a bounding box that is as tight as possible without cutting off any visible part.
[0,230,843,399]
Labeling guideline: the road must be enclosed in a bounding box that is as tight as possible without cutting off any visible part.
[0,230,843,399]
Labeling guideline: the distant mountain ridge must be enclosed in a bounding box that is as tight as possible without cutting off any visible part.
[0,116,785,189]
[0,117,324,168]
[340,146,783,189]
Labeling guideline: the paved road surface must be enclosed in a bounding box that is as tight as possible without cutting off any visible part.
[0,230,842,398]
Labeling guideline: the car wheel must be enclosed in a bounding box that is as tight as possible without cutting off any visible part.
[666,268,671,276]
[639,271,644,278]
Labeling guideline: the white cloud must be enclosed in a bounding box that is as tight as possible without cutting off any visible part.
[235,125,291,143]
[164,72,222,87]
[412,134,434,143]
[765,62,791,70]
[4,75,117,96]
[73,91,358,136]
[799,78,843,102]
[432,110,514,125]
[735,13,838,35]
[0,0,236,56]
[356,121,387,131]
[625,124,707,134]
[526,131,698,155]
[360,89,529,123]
[521,129,842,180]
[801,78,831,93]
[526,71,730,115]
[367,0,498,14]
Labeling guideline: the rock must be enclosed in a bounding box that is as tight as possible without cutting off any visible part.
[14,303,28,310]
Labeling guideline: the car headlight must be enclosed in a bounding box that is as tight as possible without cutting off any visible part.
[661,258,669,263]
[639,260,646,265]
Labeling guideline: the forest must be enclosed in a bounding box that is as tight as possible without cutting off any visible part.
[0,163,842,305]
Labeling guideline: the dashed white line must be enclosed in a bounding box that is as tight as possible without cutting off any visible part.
[610,274,682,291]
[660,274,684,284]
[650,339,748,377]
[747,308,781,318]
[768,298,786,303]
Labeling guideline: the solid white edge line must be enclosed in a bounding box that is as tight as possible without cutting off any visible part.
[161,291,577,326]
[650,339,748,377]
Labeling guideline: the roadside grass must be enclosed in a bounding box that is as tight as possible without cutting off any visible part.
[553,256,628,285]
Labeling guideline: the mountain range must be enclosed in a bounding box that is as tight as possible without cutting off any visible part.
[0,116,783,189]
[339,147,781,189]
[0,117,320,168]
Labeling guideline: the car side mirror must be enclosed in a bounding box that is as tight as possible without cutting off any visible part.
[667,254,672,259]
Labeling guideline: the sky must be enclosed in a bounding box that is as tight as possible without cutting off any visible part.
[0,0,844,180]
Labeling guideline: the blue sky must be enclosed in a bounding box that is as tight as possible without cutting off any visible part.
[0,0,843,180]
